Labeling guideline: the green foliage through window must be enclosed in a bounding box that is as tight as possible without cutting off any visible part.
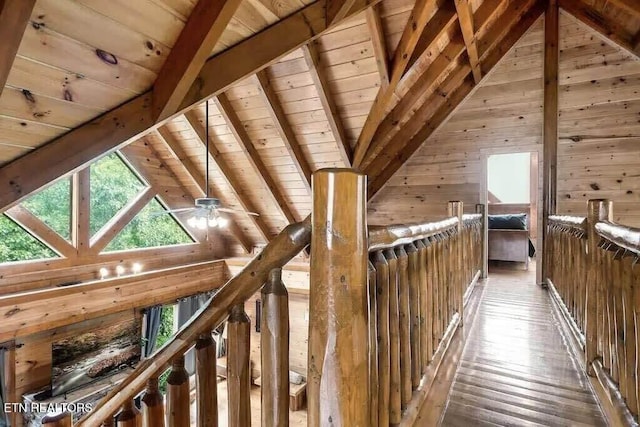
[90,153,146,236]
[156,305,175,394]
[0,215,58,263]
[104,198,193,252]
[22,178,72,241]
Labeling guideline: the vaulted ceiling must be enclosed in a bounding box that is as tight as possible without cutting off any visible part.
[0,0,639,254]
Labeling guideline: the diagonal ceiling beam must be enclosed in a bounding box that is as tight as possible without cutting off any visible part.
[366,4,390,89]
[155,127,253,253]
[0,0,36,98]
[184,110,273,243]
[326,0,358,26]
[302,43,352,167]
[477,0,537,61]
[255,70,313,193]
[0,0,382,214]
[352,0,442,167]
[454,0,482,83]
[152,0,243,121]
[215,93,298,224]
[605,0,640,18]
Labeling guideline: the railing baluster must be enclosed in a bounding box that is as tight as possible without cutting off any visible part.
[448,202,463,324]
[116,399,141,427]
[196,333,218,427]
[227,304,251,427]
[621,255,637,413]
[141,377,164,427]
[406,242,422,389]
[613,254,626,398]
[429,236,441,349]
[368,261,379,427]
[385,248,402,424]
[42,412,73,427]
[634,259,640,418]
[260,268,289,427]
[417,239,431,370]
[395,246,412,409]
[373,251,390,427]
[166,356,190,427]
[101,417,115,427]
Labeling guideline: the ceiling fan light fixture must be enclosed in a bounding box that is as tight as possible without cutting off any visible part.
[217,216,229,227]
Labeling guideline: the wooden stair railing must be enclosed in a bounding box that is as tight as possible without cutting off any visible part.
[72,217,311,427]
[546,199,640,426]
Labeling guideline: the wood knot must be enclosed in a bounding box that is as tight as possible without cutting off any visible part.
[5,307,20,317]
[96,49,118,65]
[22,89,36,104]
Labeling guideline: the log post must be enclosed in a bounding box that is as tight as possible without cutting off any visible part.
[166,356,190,427]
[406,242,422,388]
[227,304,252,427]
[417,239,431,368]
[261,267,290,427]
[116,400,141,427]
[42,413,73,427]
[196,333,218,427]
[308,169,369,427]
[385,248,402,424]
[373,251,390,427]
[141,377,165,427]
[102,417,115,427]
[586,199,612,375]
[395,245,412,409]
[475,204,488,279]
[448,201,464,325]
[368,261,379,427]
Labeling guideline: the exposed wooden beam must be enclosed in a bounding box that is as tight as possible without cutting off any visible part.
[560,0,640,59]
[6,205,77,259]
[72,168,90,254]
[255,70,312,193]
[152,0,243,121]
[3,342,16,427]
[477,0,536,60]
[606,0,640,18]
[89,187,157,254]
[156,127,253,253]
[474,0,508,37]
[454,0,482,83]
[0,0,382,213]
[184,110,273,243]
[327,0,358,26]
[214,94,297,225]
[366,5,390,88]
[352,0,441,167]
[542,0,559,279]
[0,0,36,98]
[302,43,352,167]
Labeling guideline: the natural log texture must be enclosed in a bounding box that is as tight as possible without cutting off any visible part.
[116,400,141,427]
[72,168,91,253]
[78,218,311,426]
[416,239,431,369]
[448,201,464,325]
[395,245,412,409]
[367,261,379,427]
[260,268,290,427]
[542,0,559,281]
[476,204,488,279]
[166,356,190,427]
[0,0,36,97]
[454,0,482,83]
[152,0,242,121]
[141,377,165,427]
[3,342,16,427]
[101,418,115,427]
[227,304,252,427]
[196,334,218,427]
[373,251,390,427]
[385,248,402,424]
[406,242,422,388]
[41,413,72,427]
[366,5,390,88]
[308,169,369,427]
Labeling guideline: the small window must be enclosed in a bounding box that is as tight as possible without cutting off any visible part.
[0,215,58,262]
[21,178,72,241]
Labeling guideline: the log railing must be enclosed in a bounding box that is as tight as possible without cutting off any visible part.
[546,199,640,425]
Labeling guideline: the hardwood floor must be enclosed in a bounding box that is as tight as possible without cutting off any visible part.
[440,263,607,426]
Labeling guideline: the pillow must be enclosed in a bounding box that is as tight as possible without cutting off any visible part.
[488,213,527,230]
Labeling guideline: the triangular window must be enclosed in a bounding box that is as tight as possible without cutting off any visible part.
[104,198,193,252]
[21,178,72,241]
[90,153,147,236]
[0,215,58,262]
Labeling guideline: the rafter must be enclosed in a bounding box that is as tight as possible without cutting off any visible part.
[215,93,297,224]
[560,0,640,59]
[255,70,312,193]
[605,0,640,18]
[0,0,382,213]
[454,0,482,83]
[89,187,157,254]
[6,205,77,259]
[366,4,390,88]
[302,43,352,167]
[474,0,508,38]
[72,169,90,254]
[327,0,357,26]
[156,127,253,253]
[352,0,443,167]
[477,0,537,60]
[0,0,36,97]
[184,110,273,243]
[152,0,243,121]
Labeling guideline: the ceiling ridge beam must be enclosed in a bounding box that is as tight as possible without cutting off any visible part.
[155,128,253,253]
[0,0,36,98]
[6,205,77,259]
[352,0,444,167]
[255,70,313,193]
[0,0,383,213]
[184,111,273,243]
[454,0,482,83]
[152,0,243,122]
[366,4,390,89]
[214,93,297,224]
[302,43,352,167]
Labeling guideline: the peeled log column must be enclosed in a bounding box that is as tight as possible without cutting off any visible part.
[166,356,190,427]
[448,201,463,325]
[141,377,164,427]
[385,248,402,425]
[394,245,412,409]
[308,169,370,427]
[261,268,290,427]
[417,239,431,368]
[368,261,379,427]
[406,242,421,389]
[102,417,115,427]
[227,304,251,427]
[116,400,141,427]
[42,413,72,427]
[373,251,390,427]
[196,333,218,427]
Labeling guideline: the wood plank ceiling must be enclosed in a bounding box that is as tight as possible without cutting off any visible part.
[0,0,639,255]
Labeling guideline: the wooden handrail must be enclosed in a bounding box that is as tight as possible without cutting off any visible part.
[368,217,459,251]
[78,217,312,426]
[548,215,587,235]
[595,221,640,255]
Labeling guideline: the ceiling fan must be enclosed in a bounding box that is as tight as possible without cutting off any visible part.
[158,100,259,230]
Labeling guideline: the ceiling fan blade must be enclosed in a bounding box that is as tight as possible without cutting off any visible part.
[218,207,260,216]
[150,207,196,217]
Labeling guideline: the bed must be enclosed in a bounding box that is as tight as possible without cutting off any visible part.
[488,213,535,269]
